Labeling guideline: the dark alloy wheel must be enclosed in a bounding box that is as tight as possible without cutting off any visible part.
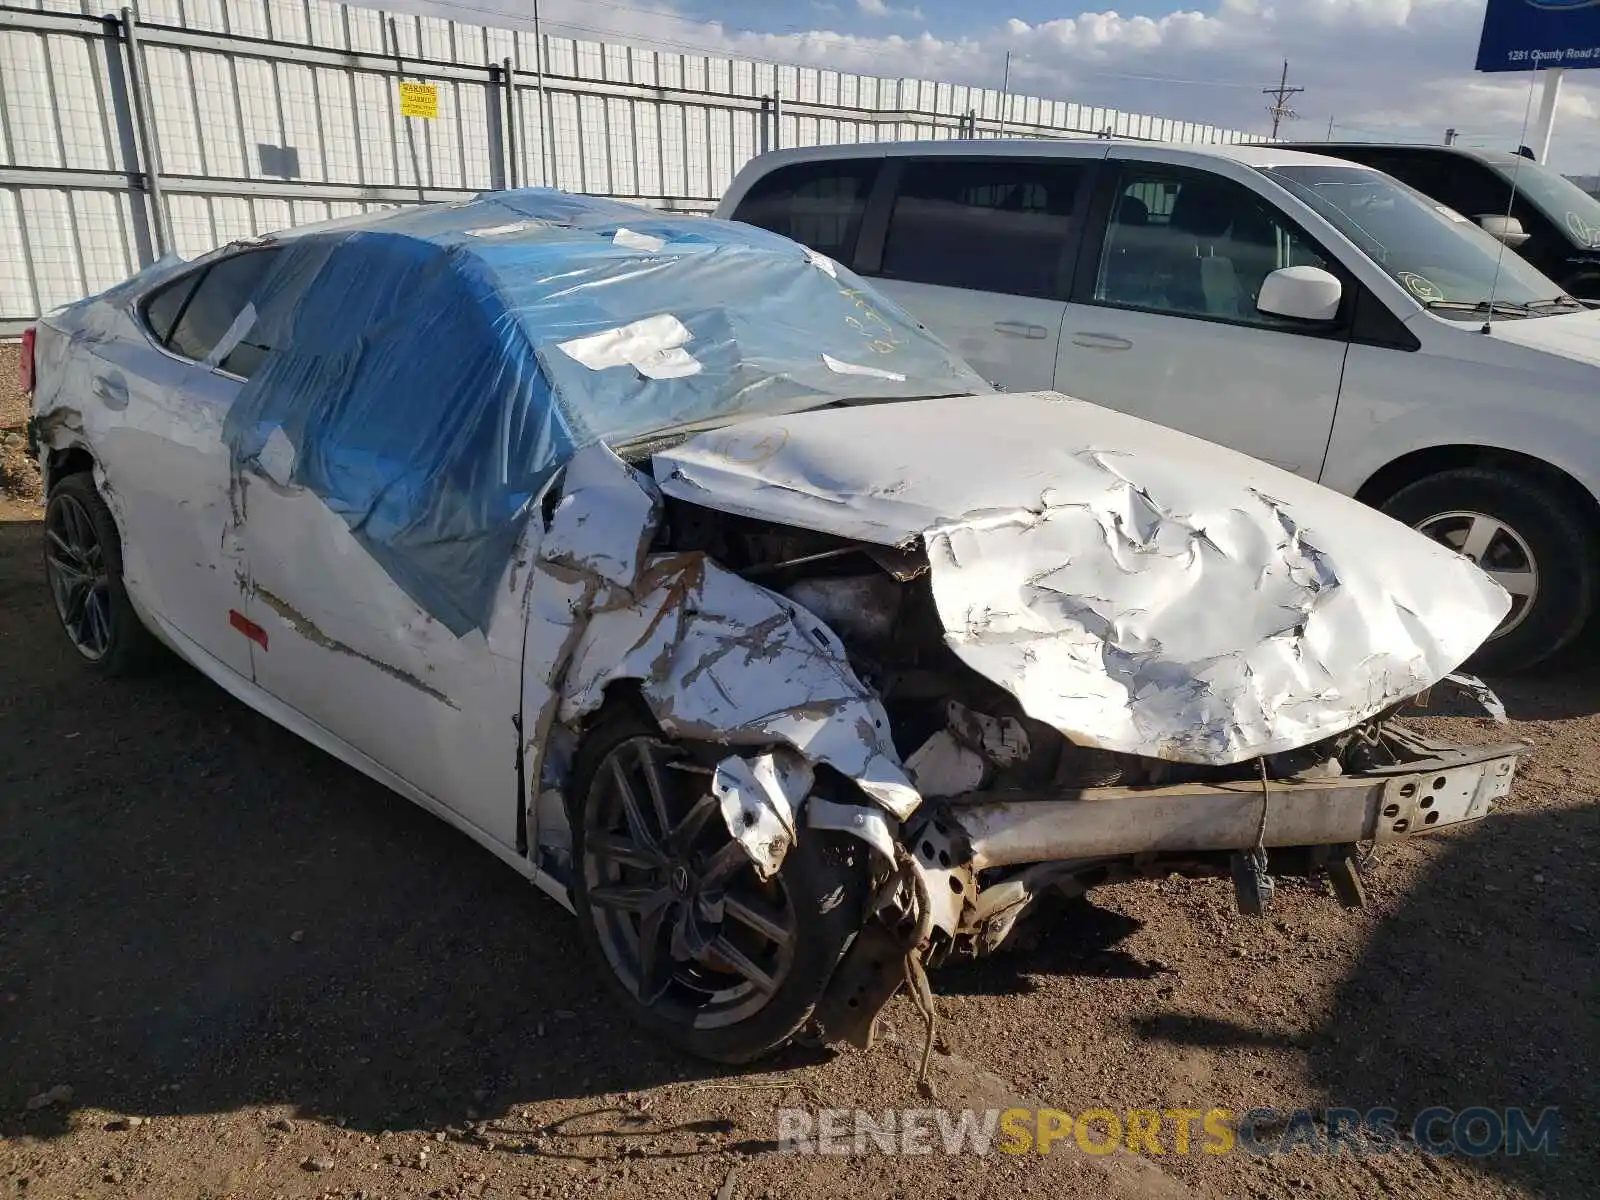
[45,486,113,662]
[569,709,866,1063]
[42,471,159,676]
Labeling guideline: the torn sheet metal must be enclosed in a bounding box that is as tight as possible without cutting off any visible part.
[653,391,1512,766]
[541,443,662,591]
[805,797,899,864]
[1442,673,1510,724]
[711,750,814,879]
[905,730,987,798]
[945,699,1030,766]
[526,445,913,881]
[560,552,920,819]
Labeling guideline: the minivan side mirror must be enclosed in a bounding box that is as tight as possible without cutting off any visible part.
[1257,266,1342,322]
[1475,214,1532,249]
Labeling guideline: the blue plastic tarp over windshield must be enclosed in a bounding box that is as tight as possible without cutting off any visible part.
[221,189,988,634]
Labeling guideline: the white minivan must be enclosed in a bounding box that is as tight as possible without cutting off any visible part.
[716,140,1600,672]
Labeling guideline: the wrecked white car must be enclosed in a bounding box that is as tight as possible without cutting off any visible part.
[24,190,1520,1066]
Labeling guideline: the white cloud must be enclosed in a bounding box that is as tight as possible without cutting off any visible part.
[855,0,925,19]
[377,0,1600,170]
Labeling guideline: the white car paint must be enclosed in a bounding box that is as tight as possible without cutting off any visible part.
[877,277,1066,393]
[716,138,1600,522]
[57,312,258,679]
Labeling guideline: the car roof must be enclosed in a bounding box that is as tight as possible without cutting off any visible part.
[1279,141,1525,168]
[732,138,1378,173]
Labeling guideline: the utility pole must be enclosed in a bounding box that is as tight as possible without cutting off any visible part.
[1262,60,1304,139]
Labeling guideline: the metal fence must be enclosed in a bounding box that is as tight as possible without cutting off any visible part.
[0,0,1264,333]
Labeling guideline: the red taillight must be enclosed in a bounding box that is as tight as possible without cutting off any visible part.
[18,326,36,394]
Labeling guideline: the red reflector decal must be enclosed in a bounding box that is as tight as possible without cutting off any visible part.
[229,609,268,650]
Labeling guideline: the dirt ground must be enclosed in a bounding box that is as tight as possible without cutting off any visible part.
[1,347,1596,1197]
[1,343,43,506]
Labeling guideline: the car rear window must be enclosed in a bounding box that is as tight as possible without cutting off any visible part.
[731,159,880,263]
[878,158,1087,298]
[142,271,202,345]
[167,249,280,370]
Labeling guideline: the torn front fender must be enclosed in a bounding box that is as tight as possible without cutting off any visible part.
[522,444,923,888]
[711,749,813,880]
[559,551,919,821]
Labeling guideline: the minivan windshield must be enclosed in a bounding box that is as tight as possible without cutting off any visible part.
[1261,163,1571,318]
[1479,151,1600,250]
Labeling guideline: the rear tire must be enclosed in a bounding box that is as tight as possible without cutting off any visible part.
[43,471,159,676]
[1381,467,1596,673]
[568,706,867,1064]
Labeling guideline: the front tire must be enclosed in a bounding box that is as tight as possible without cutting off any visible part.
[568,708,866,1064]
[43,471,159,676]
[1381,467,1596,673]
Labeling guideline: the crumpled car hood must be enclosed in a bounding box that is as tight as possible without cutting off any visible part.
[652,391,1511,765]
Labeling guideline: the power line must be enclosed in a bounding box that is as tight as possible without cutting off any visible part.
[1262,60,1303,138]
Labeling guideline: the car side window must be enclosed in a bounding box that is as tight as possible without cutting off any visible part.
[166,249,280,373]
[731,160,880,262]
[878,158,1086,298]
[142,271,204,345]
[1092,166,1334,326]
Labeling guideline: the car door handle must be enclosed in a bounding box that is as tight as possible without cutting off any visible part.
[994,320,1050,340]
[1070,332,1134,351]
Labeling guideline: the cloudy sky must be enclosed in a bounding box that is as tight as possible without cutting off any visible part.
[371,0,1600,173]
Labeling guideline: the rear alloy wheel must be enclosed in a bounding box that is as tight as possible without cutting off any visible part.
[43,472,158,676]
[1382,467,1596,673]
[569,711,865,1063]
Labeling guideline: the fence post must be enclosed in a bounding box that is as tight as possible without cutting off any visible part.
[119,7,170,258]
[533,30,550,186]
[503,57,518,189]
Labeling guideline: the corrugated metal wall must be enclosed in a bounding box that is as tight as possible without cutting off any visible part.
[0,0,1265,330]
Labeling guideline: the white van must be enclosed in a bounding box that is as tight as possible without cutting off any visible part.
[716,140,1600,672]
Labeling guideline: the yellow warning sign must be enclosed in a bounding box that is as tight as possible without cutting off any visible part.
[398,81,438,119]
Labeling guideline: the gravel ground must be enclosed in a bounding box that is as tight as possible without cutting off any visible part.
[1,480,1597,1199]
[0,343,43,505]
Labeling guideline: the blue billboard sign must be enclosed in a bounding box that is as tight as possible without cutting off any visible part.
[1477,0,1600,72]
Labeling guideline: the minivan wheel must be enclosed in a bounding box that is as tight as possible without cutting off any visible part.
[43,471,159,676]
[568,709,867,1064]
[1381,467,1596,673]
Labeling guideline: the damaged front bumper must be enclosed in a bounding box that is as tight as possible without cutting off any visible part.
[806,727,1522,1050]
[941,732,1520,872]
